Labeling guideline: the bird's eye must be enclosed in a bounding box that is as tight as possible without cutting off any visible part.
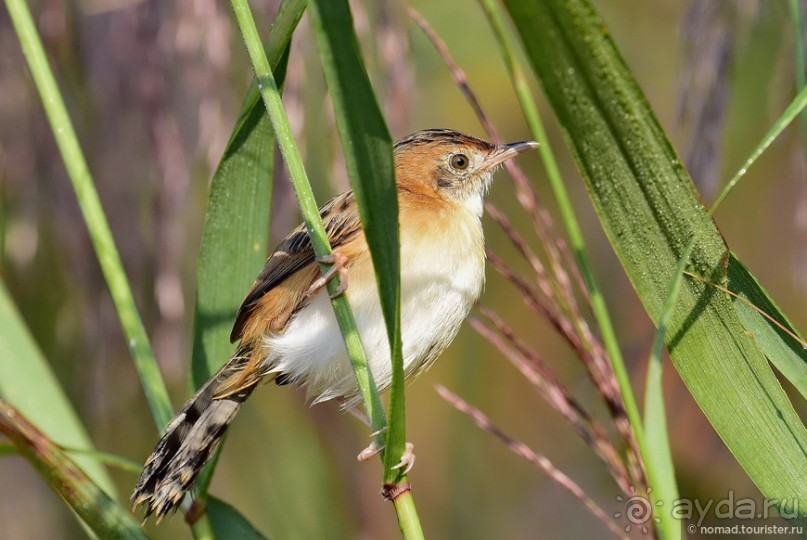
[450,153,469,170]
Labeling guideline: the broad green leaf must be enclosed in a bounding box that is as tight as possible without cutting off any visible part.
[190,0,305,388]
[208,496,268,539]
[306,0,405,484]
[727,255,807,400]
[504,0,807,523]
[0,400,146,539]
[188,0,304,526]
[0,281,115,496]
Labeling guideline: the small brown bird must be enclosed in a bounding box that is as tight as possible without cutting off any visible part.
[131,128,537,520]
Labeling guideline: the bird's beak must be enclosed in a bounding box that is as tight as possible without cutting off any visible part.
[483,140,539,170]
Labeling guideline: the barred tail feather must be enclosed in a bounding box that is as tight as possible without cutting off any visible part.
[131,349,260,520]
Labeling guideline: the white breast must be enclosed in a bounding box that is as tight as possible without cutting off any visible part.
[261,203,486,406]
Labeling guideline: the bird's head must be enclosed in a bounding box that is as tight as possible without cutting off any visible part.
[394,128,537,214]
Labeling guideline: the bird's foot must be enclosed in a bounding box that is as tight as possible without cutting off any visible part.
[305,251,348,299]
[357,437,416,476]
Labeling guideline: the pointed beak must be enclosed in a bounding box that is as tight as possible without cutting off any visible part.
[483,140,539,170]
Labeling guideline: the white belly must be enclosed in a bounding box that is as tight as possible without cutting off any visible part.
[261,209,485,405]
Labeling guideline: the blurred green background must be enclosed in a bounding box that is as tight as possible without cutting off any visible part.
[1,0,805,538]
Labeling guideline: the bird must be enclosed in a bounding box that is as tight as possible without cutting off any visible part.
[131,128,537,521]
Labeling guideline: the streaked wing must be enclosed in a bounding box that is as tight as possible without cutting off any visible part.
[230,190,361,342]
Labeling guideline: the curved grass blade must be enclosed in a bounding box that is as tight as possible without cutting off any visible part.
[306,3,422,537]
[503,0,807,524]
[711,84,807,212]
[0,400,146,539]
[306,0,404,487]
[0,281,116,496]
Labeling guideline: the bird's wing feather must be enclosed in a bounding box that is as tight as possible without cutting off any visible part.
[229,190,362,343]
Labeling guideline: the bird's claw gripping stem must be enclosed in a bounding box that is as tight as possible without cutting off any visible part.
[357,438,416,476]
[306,251,348,299]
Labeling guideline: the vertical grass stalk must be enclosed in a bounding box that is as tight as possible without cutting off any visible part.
[227,1,423,537]
[4,0,173,431]
[5,1,220,536]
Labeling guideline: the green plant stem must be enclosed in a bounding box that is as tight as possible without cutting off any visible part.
[4,0,172,431]
[303,3,419,535]
[228,3,424,537]
[642,238,694,540]
[479,0,648,462]
[228,0,385,438]
[5,0,218,536]
[1,400,148,540]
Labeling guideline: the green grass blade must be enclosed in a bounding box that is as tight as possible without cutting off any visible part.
[207,497,268,540]
[4,0,172,430]
[0,282,116,495]
[643,238,694,540]
[227,2,423,536]
[504,0,807,524]
[0,400,147,539]
[190,0,304,388]
[306,0,404,487]
[727,255,807,400]
[225,0,386,441]
[58,447,144,475]
[306,3,421,535]
[711,83,807,213]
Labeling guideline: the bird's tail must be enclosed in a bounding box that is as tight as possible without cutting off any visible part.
[131,346,263,521]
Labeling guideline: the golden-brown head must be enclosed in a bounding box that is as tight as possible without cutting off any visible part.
[393,128,537,209]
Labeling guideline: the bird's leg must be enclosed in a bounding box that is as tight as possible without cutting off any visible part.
[306,251,348,299]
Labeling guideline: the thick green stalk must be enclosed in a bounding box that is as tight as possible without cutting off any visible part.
[304,1,420,536]
[228,3,424,537]
[228,0,385,440]
[4,0,172,431]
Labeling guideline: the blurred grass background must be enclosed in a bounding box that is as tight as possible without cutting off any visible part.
[1,0,805,538]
